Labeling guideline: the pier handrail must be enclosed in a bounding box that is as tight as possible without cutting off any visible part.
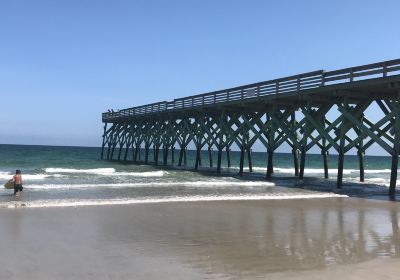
[102,58,400,121]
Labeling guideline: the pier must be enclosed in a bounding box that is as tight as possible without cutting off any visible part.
[101,59,400,195]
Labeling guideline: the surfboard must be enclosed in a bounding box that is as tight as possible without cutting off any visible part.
[4,179,14,189]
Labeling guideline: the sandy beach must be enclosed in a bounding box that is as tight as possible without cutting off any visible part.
[0,197,399,279]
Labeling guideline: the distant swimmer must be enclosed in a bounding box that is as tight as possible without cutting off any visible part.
[13,170,23,196]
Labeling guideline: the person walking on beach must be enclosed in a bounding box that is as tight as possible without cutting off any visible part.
[13,170,23,196]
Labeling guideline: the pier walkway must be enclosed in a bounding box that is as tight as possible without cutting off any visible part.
[101,59,400,195]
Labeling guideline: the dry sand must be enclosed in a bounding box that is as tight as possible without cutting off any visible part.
[1,197,400,279]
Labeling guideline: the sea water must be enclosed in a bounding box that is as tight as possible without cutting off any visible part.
[0,144,396,208]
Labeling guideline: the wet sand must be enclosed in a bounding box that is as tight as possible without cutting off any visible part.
[1,197,400,279]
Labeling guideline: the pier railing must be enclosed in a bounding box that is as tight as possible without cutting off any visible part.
[103,58,400,121]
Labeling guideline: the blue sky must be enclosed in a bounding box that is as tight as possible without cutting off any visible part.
[0,0,399,149]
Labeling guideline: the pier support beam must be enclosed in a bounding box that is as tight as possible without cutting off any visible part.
[266,149,273,179]
[266,111,275,179]
[239,145,245,176]
[357,115,365,182]
[322,149,329,179]
[226,147,231,168]
[133,145,139,162]
[154,145,160,165]
[208,147,213,168]
[389,97,400,196]
[171,147,175,164]
[100,123,108,159]
[337,146,344,188]
[195,147,201,170]
[217,146,222,173]
[293,148,299,176]
[184,147,187,166]
[321,117,329,179]
[247,148,253,172]
[291,113,299,176]
[390,151,399,197]
[123,143,129,161]
[145,144,150,164]
[163,146,169,165]
[358,150,365,182]
[178,146,184,166]
[299,147,306,179]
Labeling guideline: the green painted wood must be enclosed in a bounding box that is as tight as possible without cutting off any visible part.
[389,97,400,196]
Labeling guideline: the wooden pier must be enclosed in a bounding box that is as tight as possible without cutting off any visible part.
[101,59,400,195]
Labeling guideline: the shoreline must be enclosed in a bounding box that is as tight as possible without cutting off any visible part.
[1,197,400,279]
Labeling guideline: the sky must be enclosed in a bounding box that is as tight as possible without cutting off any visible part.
[0,0,399,150]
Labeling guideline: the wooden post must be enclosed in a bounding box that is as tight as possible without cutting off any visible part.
[178,146,184,166]
[145,144,149,164]
[266,110,275,179]
[321,117,329,179]
[299,103,312,180]
[123,143,129,161]
[239,145,245,176]
[247,147,253,172]
[217,146,222,173]
[299,146,306,179]
[155,145,160,165]
[390,149,399,196]
[337,115,346,188]
[195,147,201,170]
[389,97,400,196]
[117,145,123,160]
[226,147,231,168]
[337,142,344,188]
[184,147,187,166]
[266,149,273,179]
[106,143,111,160]
[293,148,299,176]
[358,150,365,182]
[133,145,138,162]
[198,148,202,166]
[208,147,213,167]
[322,149,329,179]
[110,143,116,160]
[100,123,107,159]
[357,115,365,182]
[171,147,175,164]
[163,146,168,165]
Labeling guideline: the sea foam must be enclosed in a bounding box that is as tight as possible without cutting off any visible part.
[25,181,276,190]
[1,193,348,208]
[44,168,165,177]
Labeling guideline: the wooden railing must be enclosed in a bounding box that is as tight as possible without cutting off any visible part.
[103,58,400,121]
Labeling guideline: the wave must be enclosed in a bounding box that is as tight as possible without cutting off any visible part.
[44,168,165,177]
[1,193,347,208]
[228,166,393,175]
[0,174,65,180]
[25,181,276,190]
[45,167,115,174]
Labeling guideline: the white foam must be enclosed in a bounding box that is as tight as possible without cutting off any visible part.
[25,181,276,190]
[0,174,64,180]
[45,168,116,174]
[1,193,348,208]
[44,168,165,177]
[113,171,165,177]
[229,166,393,175]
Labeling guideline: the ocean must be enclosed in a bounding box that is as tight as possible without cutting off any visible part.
[0,144,396,208]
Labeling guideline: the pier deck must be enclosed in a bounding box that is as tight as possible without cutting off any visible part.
[101,59,400,195]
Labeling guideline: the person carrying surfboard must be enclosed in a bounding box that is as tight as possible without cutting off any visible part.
[13,170,23,196]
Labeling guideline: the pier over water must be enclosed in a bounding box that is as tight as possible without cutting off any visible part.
[101,59,400,195]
